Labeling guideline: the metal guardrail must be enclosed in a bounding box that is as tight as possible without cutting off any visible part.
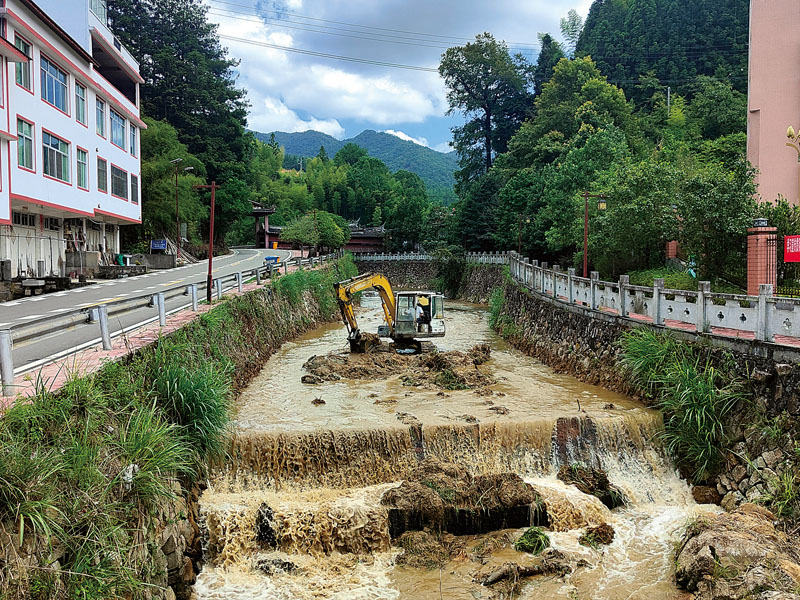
[354,251,511,265]
[506,252,799,346]
[0,251,343,395]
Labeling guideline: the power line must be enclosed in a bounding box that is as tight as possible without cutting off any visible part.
[209,0,542,48]
[218,34,440,71]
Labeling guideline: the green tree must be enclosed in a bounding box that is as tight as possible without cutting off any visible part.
[333,143,368,167]
[109,0,249,182]
[533,34,566,97]
[131,117,206,250]
[560,9,584,56]
[371,205,383,227]
[675,161,757,280]
[210,178,251,244]
[317,145,330,162]
[387,170,430,250]
[689,76,747,140]
[439,33,534,189]
[757,198,800,285]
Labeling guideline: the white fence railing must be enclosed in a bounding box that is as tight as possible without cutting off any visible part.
[507,252,796,344]
[354,251,511,265]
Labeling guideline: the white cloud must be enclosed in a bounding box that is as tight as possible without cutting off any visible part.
[433,141,453,153]
[248,97,345,138]
[383,130,429,147]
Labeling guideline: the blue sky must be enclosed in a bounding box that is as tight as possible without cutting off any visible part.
[204,0,592,153]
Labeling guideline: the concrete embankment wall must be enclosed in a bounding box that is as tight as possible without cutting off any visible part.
[494,275,800,508]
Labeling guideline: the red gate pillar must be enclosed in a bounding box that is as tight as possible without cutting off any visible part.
[747,224,777,296]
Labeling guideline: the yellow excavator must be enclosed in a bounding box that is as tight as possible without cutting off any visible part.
[335,272,446,352]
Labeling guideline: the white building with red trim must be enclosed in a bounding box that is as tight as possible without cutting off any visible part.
[0,0,142,279]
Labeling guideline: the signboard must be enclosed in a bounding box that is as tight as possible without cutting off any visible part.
[150,239,167,251]
[786,235,800,263]
[264,255,279,264]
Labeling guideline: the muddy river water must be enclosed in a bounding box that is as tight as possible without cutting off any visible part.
[192,300,717,600]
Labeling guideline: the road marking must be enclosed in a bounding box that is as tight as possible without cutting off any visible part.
[161,279,183,287]
[144,286,156,290]
[49,308,70,313]
[0,323,8,327]
[16,314,43,320]
[53,292,67,297]
[72,289,86,293]
[29,297,46,302]
[78,297,123,308]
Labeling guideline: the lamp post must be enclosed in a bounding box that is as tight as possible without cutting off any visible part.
[193,181,220,303]
[583,191,608,278]
[170,158,193,261]
[517,214,530,255]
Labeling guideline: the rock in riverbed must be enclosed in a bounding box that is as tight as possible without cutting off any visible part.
[676,504,800,600]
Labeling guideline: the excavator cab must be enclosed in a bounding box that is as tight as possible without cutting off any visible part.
[335,273,445,353]
[386,291,446,340]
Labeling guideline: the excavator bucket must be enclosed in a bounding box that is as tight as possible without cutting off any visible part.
[349,332,381,353]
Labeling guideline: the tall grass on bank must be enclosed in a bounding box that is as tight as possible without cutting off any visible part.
[620,329,745,481]
[0,257,354,599]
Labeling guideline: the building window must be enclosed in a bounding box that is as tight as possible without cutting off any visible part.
[75,83,87,125]
[97,157,108,192]
[90,0,108,24]
[131,174,139,204]
[110,109,125,148]
[14,35,31,91]
[42,131,69,183]
[96,99,106,137]
[12,212,36,227]
[130,126,137,156]
[17,119,33,170]
[77,148,88,189]
[111,165,127,199]
[44,217,61,231]
[41,56,68,113]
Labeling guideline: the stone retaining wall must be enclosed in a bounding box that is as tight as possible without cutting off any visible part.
[495,276,800,509]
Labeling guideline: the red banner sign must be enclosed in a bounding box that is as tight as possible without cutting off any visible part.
[786,235,800,263]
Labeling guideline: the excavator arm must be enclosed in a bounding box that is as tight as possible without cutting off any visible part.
[334,272,397,351]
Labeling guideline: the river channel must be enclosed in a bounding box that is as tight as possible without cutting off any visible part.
[191,299,717,600]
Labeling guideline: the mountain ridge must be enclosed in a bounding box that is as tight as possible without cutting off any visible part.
[250,129,458,203]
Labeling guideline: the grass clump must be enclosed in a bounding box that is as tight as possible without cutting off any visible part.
[0,256,355,598]
[513,526,550,555]
[620,329,745,481]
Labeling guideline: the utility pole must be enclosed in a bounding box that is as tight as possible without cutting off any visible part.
[667,86,671,118]
[583,191,608,278]
[193,181,220,303]
[313,209,319,256]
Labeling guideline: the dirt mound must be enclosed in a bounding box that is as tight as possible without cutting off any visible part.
[393,530,452,569]
[381,458,547,537]
[557,464,626,510]
[579,523,615,548]
[676,504,800,600]
[301,345,495,390]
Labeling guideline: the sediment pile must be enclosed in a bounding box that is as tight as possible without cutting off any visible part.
[301,344,495,391]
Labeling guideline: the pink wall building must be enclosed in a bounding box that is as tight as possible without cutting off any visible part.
[748,0,800,205]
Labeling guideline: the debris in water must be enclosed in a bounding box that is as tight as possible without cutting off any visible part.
[459,414,478,424]
[301,344,495,391]
[488,405,510,415]
[579,523,615,548]
[380,458,548,538]
[394,530,452,569]
[254,552,298,575]
[557,464,627,510]
[311,397,325,405]
[255,503,278,548]
[603,402,616,410]
[396,412,421,427]
[474,387,493,396]
[477,548,574,585]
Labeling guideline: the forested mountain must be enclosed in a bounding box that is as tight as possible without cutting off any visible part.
[576,0,749,103]
[252,129,459,204]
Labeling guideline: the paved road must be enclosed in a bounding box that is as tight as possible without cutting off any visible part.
[1,248,292,373]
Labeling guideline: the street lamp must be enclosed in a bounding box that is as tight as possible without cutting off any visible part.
[170,158,194,261]
[517,214,530,255]
[583,191,608,278]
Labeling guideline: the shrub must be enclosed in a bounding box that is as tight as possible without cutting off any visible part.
[620,329,744,481]
[514,526,550,554]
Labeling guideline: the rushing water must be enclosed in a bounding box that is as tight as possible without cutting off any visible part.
[192,300,718,600]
